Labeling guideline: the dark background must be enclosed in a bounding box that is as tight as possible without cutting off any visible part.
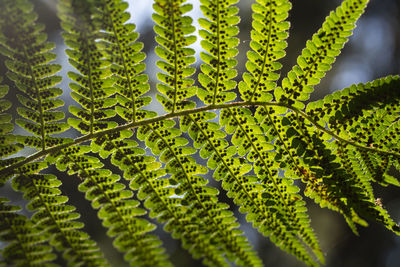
[0,0,399,266]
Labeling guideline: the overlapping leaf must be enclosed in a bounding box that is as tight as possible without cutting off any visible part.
[265,110,369,233]
[272,110,400,235]
[329,140,400,234]
[306,76,400,187]
[218,106,323,266]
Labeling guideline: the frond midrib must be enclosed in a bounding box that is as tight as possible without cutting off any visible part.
[168,0,179,113]
[211,0,221,105]
[2,100,399,178]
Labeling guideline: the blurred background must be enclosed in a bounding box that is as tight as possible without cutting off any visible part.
[0,0,399,266]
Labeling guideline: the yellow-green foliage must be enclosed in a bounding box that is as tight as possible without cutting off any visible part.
[0,0,399,266]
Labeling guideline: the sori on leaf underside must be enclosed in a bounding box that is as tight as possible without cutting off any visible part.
[0,0,399,266]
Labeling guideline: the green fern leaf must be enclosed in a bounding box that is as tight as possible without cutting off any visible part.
[138,120,260,266]
[336,150,399,234]
[0,198,58,267]
[0,0,69,150]
[219,106,323,265]
[276,0,369,109]
[11,174,109,266]
[270,111,368,233]
[181,111,270,266]
[48,145,173,267]
[95,0,154,122]
[91,129,231,267]
[306,75,400,186]
[59,0,117,134]
[277,112,400,235]
[153,0,197,112]
[306,75,400,139]
[197,0,240,105]
[239,0,291,102]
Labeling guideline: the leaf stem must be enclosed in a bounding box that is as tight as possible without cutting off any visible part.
[1,101,398,176]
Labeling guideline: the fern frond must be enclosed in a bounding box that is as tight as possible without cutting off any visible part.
[261,109,326,262]
[239,0,291,102]
[138,120,260,266]
[348,147,397,188]
[0,0,69,150]
[307,76,400,157]
[47,145,173,267]
[197,0,240,105]
[91,129,230,267]
[0,198,57,267]
[11,174,109,266]
[0,0,399,266]
[96,0,154,122]
[152,2,257,262]
[154,0,197,112]
[276,0,369,108]
[58,0,117,134]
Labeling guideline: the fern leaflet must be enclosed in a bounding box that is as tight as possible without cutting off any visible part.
[47,144,173,267]
[59,0,117,135]
[239,0,291,102]
[0,198,57,266]
[0,0,69,150]
[154,0,197,112]
[276,0,369,109]
[197,0,240,105]
[12,173,109,266]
